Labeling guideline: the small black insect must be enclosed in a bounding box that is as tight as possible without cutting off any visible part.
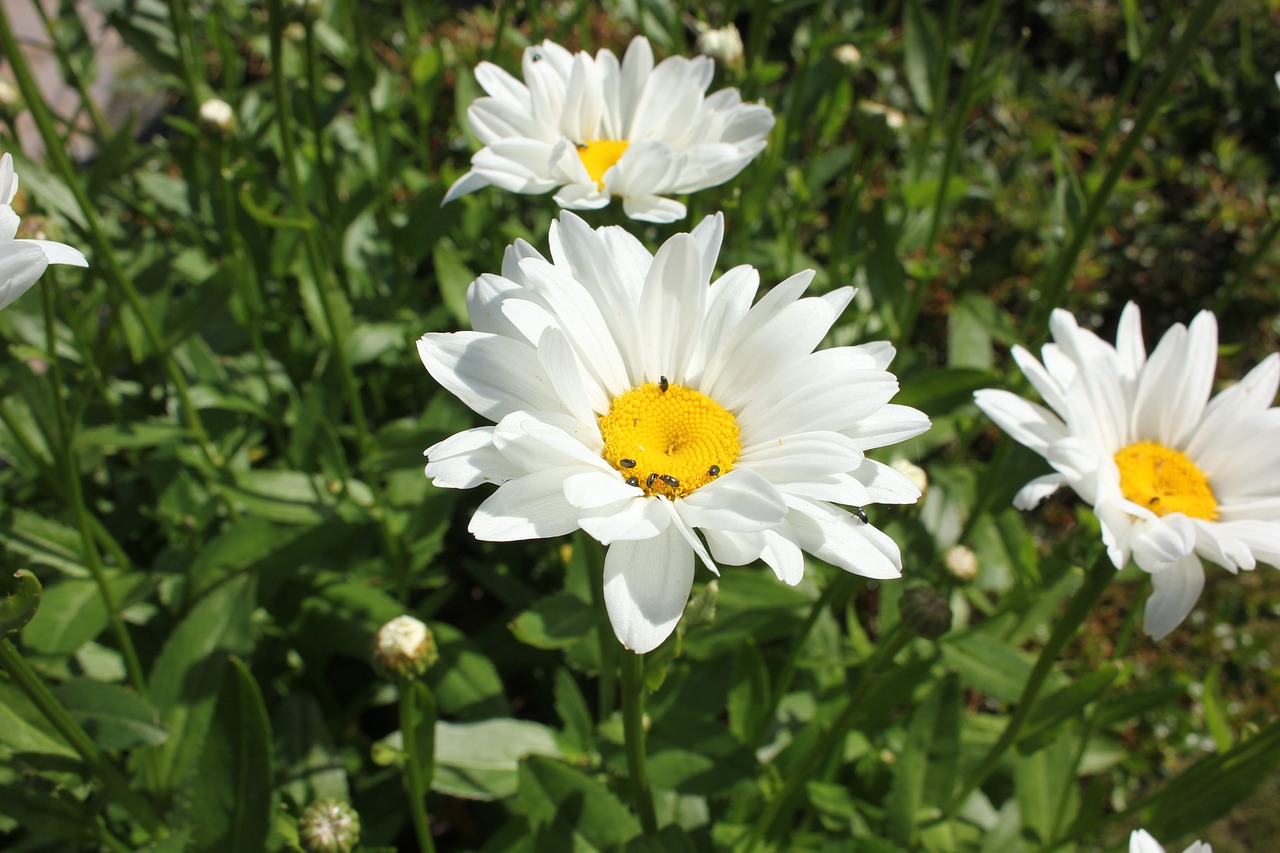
[619,458,637,468]
[659,475,680,488]
[853,507,868,524]
[626,476,640,487]
[531,51,543,61]
[575,141,588,150]
[647,473,658,489]
[659,375,669,392]
[707,465,720,477]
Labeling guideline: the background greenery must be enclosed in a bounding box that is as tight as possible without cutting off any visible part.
[0,0,1277,850]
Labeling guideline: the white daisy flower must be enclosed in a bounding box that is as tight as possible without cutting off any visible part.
[0,152,88,311]
[419,212,929,653]
[975,303,1280,640]
[1130,828,1211,853]
[443,37,775,223]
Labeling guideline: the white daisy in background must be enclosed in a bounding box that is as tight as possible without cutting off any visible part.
[0,152,88,310]
[443,37,774,223]
[1130,828,1211,853]
[975,303,1280,640]
[419,212,929,652]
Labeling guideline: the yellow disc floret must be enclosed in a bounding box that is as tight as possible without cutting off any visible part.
[599,379,740,498]
[576,139,629,188]
[1114,441,1219,521]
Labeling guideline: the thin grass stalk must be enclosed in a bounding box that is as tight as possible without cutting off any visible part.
[40,277,148,697]
[266,0,407,585]
[943,551,1116,818]
[748,622,913,847]
[400,686,438,853]
[31,1,111,142]
[621,649,658,834]
[585,534,618,722]
[1034,0,1220,333]
[0,7,238,514]
[0,638,165,837]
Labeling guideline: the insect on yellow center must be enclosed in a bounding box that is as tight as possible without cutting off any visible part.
[598,379,740,498]
[576,139,629,188]
[1113,441,1218,521]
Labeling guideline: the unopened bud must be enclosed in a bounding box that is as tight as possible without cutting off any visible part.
[696,24,744,70]
[891,458,928,499]
[197,98,236,135]
[298,799,360,853]
[372,615,437,681]
[0,79,21,112]
[859,100,906,130]
[833,44,862,68]
[944,545,978,583]
[899,586,951,640]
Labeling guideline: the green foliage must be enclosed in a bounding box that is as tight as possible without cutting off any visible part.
[0,0,1277,850]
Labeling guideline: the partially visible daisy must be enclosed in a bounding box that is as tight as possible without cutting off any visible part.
[0,152,88,311]
[419,212,929,652]
[1131,828,1211,853]
[975,304,1280,640]
[443,37,774,223]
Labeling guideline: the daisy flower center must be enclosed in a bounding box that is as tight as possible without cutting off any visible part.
[576,139,629,188]
[1113,441,1219,521]
[598,379,740,498]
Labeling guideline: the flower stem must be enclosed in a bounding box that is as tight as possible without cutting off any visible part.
[40,278,147,697]
[748,621,912,847]
[0,638,165,838]
[399,684,438,853]
[944,552,1115,818]
[620,649,658,834]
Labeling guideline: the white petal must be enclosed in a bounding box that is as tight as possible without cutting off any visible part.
[702,528,764,566]
[1130,829,1167,853]
[738,430,863,483]
[788,503,903,579]
[1143,554,1205,641]
[580,494,671,543]
[537,326,599,426]
[0,153,15,204]
[0,241,50,311]
[974,389,1068,455]
[563,469,640,509]
[1192,519,1255,573]
[843,404,931,449]
[760,526,805,585]
[1010,345,1069,418]
[1130,515,1197,573]
[424,426,520,488]
[852,459,923,505]
[637,232,704,383]
[475,61,531,104]
[442,169,492,204]
[1012,474,1066,510]
[603,526,695,653]
[1115,303,1146,389]
[470,468,586,541]
[621,193,686,223]
[417,332,561,421]
[491,410,605,470]
[20,239,87,268]
[676,467,787,533]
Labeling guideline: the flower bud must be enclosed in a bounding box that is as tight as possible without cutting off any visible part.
[372,615,437,681]
[891,458,928,499]
[899,586,951,640]
[0,79,21,113]
[696,24,744,70]
[197,98,236,136]
[943,545,978,583]
[833,44,862,68]
[298,799,361,853]
[859,100,906,130]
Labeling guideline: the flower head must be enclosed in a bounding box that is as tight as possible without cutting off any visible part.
[975,304,1280,640]
[1130,828,1211,853]
[298,799,361,853]
[444,37,774,223]
[0,152,88,311]
[371,615,437,681]
[419,212,928,652]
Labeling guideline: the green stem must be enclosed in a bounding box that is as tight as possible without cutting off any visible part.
[748,622,913,847]
[0,638,165,837]
[399,686,437,853]
[944,552,1115,818]
[40,278,147,697]
[0,7,237,515]
[621,649,658,834]
[1034,0,1220,332]
[584,534,618,722]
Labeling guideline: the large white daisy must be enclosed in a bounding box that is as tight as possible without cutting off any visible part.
[975,303,1280,640]
[442,37,775,223]
[1130,829,1211,853]
[419,212,929,653]
[0,152,88,310]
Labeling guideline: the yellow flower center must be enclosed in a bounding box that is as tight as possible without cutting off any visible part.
[1113,441,1218,521]
[598,379,740,498]
[576,139,629,188]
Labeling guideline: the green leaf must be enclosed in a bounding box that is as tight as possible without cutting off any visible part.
[903,0,941,114]
[432,719,563,801]
[142,574,256,795]
[53,679,168,751]
[948,294,996,371]
[517,756,642,850]
[1017,664,1120,754]
[889,674,961,844]
[1201,663,1234,751]
[1016,736,1078,844]
[0,680,77,759]
[644,716,757,797]
[553,667,594,758]
[432,239,474,326]
[76,419,191,450]
[940,631,1034,702]
[22,574,147,656]
[0,509,89,577]
[510,592,603,650]
[187,657,274,853]
[429,622,512,720]
[0,569,42,635]
[274,692,349,806]
[226,470,374,524]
